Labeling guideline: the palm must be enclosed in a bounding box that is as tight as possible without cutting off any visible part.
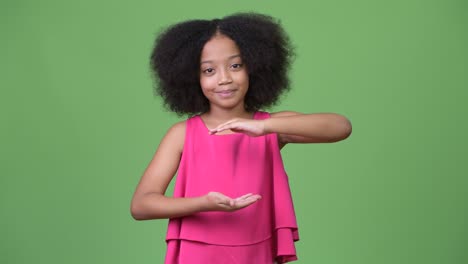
[206,192,261,212]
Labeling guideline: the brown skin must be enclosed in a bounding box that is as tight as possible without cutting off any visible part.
[130,34,352,220]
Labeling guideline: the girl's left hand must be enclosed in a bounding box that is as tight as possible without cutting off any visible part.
[209,119,266,137]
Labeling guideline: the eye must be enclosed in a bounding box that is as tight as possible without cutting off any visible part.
[231,63,243,69]
[202,68,215,74]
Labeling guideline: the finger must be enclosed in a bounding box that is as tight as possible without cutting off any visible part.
[211,123,237,134]
[234,193,261,202]
[234,198,257,209]
[247,194,262,201]
[218,119,238,127]
[233,195,262,208]
[210,119,241,133]
[235,193,253,200]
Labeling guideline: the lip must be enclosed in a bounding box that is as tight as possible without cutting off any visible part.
[215,89,237,98]
[215,89,236,93]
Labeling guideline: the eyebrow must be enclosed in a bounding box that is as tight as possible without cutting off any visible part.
[200,54,241,65]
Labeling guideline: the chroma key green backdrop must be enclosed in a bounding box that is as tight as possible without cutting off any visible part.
[1,0,467,263]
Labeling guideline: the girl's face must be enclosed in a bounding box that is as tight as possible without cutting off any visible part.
[199,34,249,112]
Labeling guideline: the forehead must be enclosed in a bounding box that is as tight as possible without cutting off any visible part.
[200,34,241,62]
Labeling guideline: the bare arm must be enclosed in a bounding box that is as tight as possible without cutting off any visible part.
[268,111,352,146]
[130,121,261,220]
[209,111,352,148]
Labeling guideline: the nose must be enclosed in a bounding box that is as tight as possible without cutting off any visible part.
[218,68,233,85]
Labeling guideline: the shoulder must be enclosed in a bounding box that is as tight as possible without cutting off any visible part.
[167,120,186,138]
[162,120,187,153]
[168,120,187,133]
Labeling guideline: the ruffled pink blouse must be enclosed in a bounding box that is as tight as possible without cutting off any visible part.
[165,112,299,263]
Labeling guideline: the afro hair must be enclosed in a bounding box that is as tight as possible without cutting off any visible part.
[150,12,294,116]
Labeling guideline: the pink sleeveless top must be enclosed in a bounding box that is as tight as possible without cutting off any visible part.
[166,111,299,262]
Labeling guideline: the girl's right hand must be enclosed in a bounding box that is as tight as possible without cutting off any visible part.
[203,192,262,212]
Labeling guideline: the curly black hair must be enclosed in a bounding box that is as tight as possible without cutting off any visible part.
[150,12,294,116]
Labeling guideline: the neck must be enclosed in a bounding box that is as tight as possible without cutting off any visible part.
[204,105,253,121]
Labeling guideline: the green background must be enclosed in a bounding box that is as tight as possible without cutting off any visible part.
[2,0,467,263]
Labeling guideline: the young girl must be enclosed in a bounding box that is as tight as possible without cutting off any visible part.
[131,13,352,264]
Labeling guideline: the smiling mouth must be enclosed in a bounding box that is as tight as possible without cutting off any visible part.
[215,89,237,98]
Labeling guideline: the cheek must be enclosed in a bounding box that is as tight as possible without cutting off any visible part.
[239,73,249,88]
[200,77,214,93]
